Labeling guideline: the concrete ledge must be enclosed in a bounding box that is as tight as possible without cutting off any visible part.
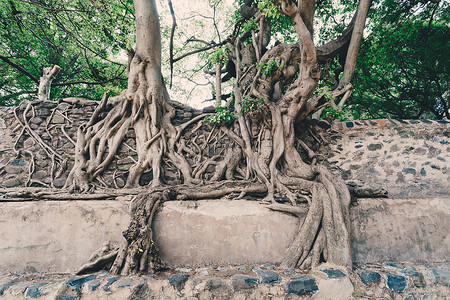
[350,197,450,263]
[0,197,448,274]
[154,200,299,267]
[0,200,130,274]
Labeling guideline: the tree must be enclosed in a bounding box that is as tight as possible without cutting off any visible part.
[0,0,134,105]
[350,0,449,119]
[6,0,371,275]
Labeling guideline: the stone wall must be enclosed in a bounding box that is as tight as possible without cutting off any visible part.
[1,101,448,197]
[329,119,450,197]
[0,100,212,189]
[1,261,449,299]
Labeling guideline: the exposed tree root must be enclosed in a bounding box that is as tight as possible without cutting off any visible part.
[58,0,374,276]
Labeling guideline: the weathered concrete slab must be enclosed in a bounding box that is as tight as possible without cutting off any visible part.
[0,197,448,274]
[153,200,299,267]
[350,197,450,263]
[0,200,130,274]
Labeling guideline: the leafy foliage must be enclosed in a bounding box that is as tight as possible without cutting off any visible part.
[258,58,284,76]
[0,0,134,105]
[322,105,350,121]
[351,0,449,119]
[204,106,235,125]
[239,96,264,114]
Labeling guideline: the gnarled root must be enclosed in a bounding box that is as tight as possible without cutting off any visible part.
[109,191,174,275]
[271,166,352,271]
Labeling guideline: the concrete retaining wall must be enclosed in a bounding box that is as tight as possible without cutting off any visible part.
[1,198,448,274]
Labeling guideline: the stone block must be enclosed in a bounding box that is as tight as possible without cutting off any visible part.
[168,274,189,291]
[53,177,67,188]
[321,269,346,279]
[26,283,47,298]
[11,158,27,166]
[287,274,318,296]
[65,275,97,295]
[368,143,383,151]
[102,277,120,291]
[386,274,407,293]
[358,270,381,286]
[253,269,281,285]
[0,281,21,296]
[429,268,450,286]
[231,275,258,291]
[51,114,65,124]
[204,278,227,291]
[3,177,22,188]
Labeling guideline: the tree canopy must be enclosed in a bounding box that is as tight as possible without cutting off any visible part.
[1,0,448,120]
[0,0,134,105]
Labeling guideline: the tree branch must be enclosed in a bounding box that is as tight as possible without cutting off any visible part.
[0,55,39,84]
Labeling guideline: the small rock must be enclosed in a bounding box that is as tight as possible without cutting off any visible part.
[400,265,419,277]
[386,274,407,293]
[287,274,318,296]
[128,280,152,300]
[3,178,22,188]
[0,281,21,296]
[191,277,203,287]
[102,277,120,291]
[57,103,71,110]
[168,274,189,291]
[116,278,132,288]
[38,101,58,109]
[32,170,48,181]
[235,266,246,271]
[51,114,65,124]
[36,108,50,117]
[205,278,226,291]
[262,264,275,270]
[231,274,258,291]
[420,168,427,175]
[402,168,416,175]
[404,295,415,300]
[139,171,153,186]
[30,117,43,125]
[26,283,47,298]
[429,268,450,286]
[368,143,383,151]
[358,270,381,286]
[87,279,101,291]
[53,177,67,188]
[217,266,230,272]
[253,269,281,285]
[11,158,27,166]
[202,106,215,113]
[65,275,97,295]
[321,269,346,279]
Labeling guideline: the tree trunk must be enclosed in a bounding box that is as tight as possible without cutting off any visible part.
[65,0,373,275]
[38,65,60,101]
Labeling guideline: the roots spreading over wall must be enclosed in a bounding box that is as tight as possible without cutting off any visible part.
[68,49,353,276]
[69,0,358,276]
